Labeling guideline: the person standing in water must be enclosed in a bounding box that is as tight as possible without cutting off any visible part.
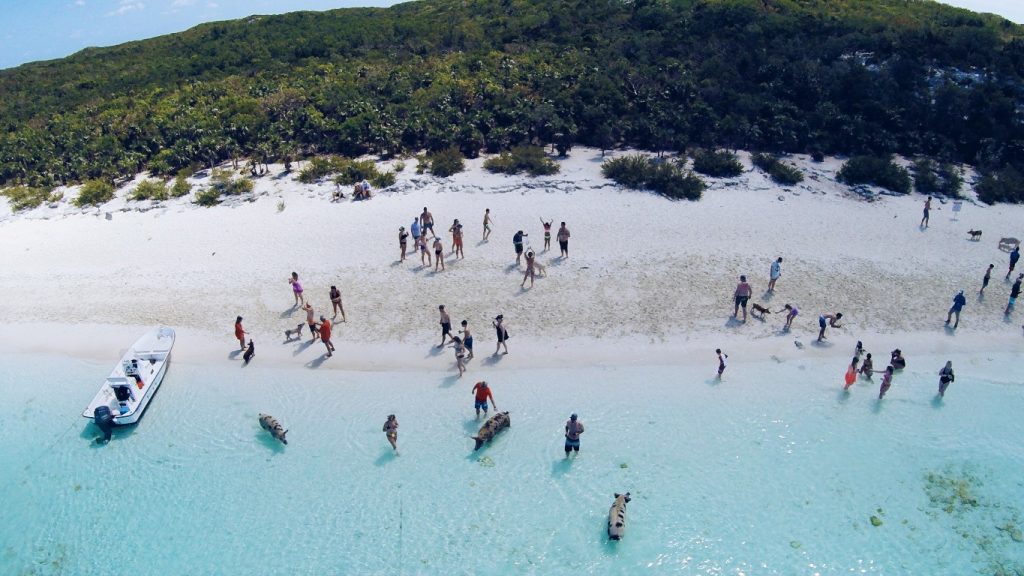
[1007,245,1020,280]
[980,263,994,295]
[818,312,843,342]
[329,285,346,322]
[878,365,895,399]
[493,315,509,355]
[382,415,398,451]
[564,413,584,458]
[945,290,967,329]
[557,222,570,258]
[482,208,493,242]
[1006,273,1023,315]
[716,348,727,378]
[438,305,453,348]
[451,336,467,377]
[540,218,553,251]
[234,316,247,350]
[859,353,874,379]
[844,357,859,390]
[289,272,304,306]
[921,196,932,228]
[472,381,495,419]
[938,361,955,397]
[460,320,474,360]
[781,304,798,330]
[768,257,783,292]
[733,275,752,322]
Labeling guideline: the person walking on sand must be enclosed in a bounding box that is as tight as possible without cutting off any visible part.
[844,357,859,390]
[557,222,570,258]
[540,218,553,251]
[716,349,728,378]
[304,303,319,342]
[399,226,409,261]
[817,312,843,342]
[472,380,495,419]
[451,336,467,377]
[288,272,304,306]
[521,250,537,288]
[329,285,346,322]
[482,208,493,242]
[878,365,895,399]
[449,219,464,259]
[1007,245,1020,280]
[437,305,454,348]
[513,230,528,265]
[420,207,435,238]
[493,315,509,355]
[1006,273,1023,315]
[460,320,474,360]
[945,290,966,328]
[938,361,955,398]
[733,275,753,322]
[564,413,584,458]
[234,316,247,350]
[433,236,445,272]
[410,217,421,244]
[417,232,431,267]
[859,353,874,379]
[981,263,994,295]
[768,257,783,292]
[383,414,398,451]
[921,196,932,228]
[319,316,335,357]
[781,304,798,330]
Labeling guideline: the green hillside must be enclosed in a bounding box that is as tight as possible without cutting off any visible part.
[1,0,1022,200]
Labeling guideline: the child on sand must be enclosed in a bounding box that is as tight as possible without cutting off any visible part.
[938,361,955,397]
[234,316,246,350]
[878,365,894,399]
[716,349,727,378]
[844,357,859,390]
[289,272,304,306]
[817,312,843,342]
[383,415,398,451]
[781,304,798,330]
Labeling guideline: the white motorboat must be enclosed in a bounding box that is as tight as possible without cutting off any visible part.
[82,327,175,441]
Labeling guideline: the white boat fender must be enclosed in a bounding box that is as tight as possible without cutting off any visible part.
[259,413,288,445]
[472,411,510,451]
[93,405,115,444]
[607,492,631,541]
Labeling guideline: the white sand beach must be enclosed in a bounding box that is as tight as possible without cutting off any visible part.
[1,148,1023,369]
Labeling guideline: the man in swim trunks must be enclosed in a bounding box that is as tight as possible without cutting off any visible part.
[557,222,570,258]
[438,305,452,348]
[564,413,584,458]
[304,303,319,342]
[733,275,752,322]
[818,312,843,342]
[1006,273,1023,315]
[482,208,493,242]
[513,230,527,265]
[921,196,931,228]
[471,381,495,419]
[460,320,474,360]
[420,207,435,238]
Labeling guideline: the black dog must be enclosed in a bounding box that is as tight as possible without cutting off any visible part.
[243,339,255,364]
[968,229,982,241]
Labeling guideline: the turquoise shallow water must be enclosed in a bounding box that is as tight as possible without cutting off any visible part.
[1,351,1023,575]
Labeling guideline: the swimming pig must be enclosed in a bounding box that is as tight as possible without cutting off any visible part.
[607,492,631,541]
[472,411,510,451]
[258,413,288,445]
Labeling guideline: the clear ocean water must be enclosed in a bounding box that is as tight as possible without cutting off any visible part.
[2,350,1022,575]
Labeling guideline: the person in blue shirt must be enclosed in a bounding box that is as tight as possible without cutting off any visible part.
[1007,245,1020,280]
[945,290,967,329]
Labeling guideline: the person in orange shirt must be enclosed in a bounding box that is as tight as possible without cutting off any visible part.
[234,316,246,350]
[471,381,496,419]
[319,316,335,357]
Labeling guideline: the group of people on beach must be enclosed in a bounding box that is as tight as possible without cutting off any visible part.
[436,305,510,377]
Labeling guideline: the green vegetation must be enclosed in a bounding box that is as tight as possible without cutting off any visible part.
[130,179,168,201]
[300,156,396,188]
[483,146,559,176]
[1,186,55,211]
[691,149,743,178]
[837,155,912,194]
[425,148,465,178]
[0,0,1022,200]
[73,180,114,207]
[912,159,962,197]
[602,154,705,201]
[752,153,805,185]
[194,188,221,207]
[170,173,192,197]
[210,169,254,195]
[976,166,1024,204]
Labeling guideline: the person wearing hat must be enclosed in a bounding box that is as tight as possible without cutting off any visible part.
[564,413,584,458]
[493,314,509,355]
[398,226,409,261]
[234,316,246,350]
[319,316,334,357]
[945,289,967,329]
[471,381,495,419]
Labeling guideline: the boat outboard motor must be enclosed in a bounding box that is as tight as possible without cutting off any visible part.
[94,405,114,444]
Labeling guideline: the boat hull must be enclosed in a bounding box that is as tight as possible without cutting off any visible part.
[82,327,175,426]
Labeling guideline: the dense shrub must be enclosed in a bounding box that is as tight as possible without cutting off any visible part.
[297,157,337,183]
[837,155,911,194]
[483,146,559,176]
[169,173,191,197]
[691,149,743,178]
[130,179,168,201]
[73,180,115,207]
[752,153,804,185]
[426,148,465,177]
[602,154,704,200]
[300,156,394,188]
[1,186,55,211]
[976,166,1024,204]
[913,159,963,197]
[210,169,254,195]
[370,171,396,189]
[194,188,221,206]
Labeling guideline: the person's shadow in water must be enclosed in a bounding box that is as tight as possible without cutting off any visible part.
[551,457,572,478]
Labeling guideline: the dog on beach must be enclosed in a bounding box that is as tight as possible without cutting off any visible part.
[258,413,288,445]
[750,303,771,320]
[999,237,1020,251]
[284,323,304,341]
[534,261,547,277]
[967,229,982,241]
[243,339,255,364]
[607,492,631,541]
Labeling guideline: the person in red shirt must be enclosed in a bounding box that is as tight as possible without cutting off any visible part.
[471,381,495,418]
[319,316,335,357]
[234,316,246,350]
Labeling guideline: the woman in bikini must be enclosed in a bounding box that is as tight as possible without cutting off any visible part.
[433,237,445,272]
[540,218,553,251]
[382,415,398,451]
[329,285,346,322]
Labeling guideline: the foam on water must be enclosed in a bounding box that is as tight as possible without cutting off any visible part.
[1,351,1022,575]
